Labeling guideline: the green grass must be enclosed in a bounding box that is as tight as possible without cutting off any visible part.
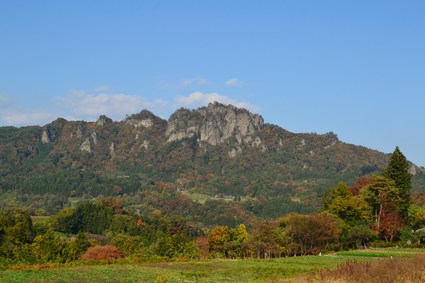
[0,256,377,283]
[30,216,50,225]
[370,247,425,252]
[336,251,411,258]
[336,248,423,258]
[3,249,424,283]
[181,191,212,204]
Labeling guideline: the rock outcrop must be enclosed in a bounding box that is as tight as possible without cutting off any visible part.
[41,128,51,144]
[166,102,264,146]
[80,137,92,153]
[124,110,165,128]
[96,115,113,126]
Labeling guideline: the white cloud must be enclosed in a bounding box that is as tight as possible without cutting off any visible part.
[56,90,168,121]
[1,109,55,126]
[0,95,55,126]
[225,78,243,88]
[0,89,258,127]
[175,92,259,113]
[179,78,207,87]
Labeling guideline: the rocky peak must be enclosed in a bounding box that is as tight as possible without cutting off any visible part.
[124,110,166,128]
[40,118,68,143]
[166,102,264,146]
[96,115,113,126]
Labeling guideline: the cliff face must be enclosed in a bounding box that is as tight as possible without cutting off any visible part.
[166,102,264,146]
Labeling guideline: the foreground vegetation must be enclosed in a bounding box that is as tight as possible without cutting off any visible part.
[1,251,424,283]
[0,254,396,283]
[305,254,425,282]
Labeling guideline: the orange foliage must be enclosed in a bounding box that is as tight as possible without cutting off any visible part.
[80,245,123,261]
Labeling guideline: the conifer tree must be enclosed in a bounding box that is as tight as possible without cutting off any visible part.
[384,146,412,218]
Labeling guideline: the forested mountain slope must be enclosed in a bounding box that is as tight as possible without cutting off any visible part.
[1,102,424,224]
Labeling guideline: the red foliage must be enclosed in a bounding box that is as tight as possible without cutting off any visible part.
[195,237,210,258]
[349,176,372,195]
[378,204,404,242]
[80,245,123,261]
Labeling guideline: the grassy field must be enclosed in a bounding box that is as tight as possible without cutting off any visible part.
[1,249,423,283]
[30,216,50,225]
[0,255,377,283]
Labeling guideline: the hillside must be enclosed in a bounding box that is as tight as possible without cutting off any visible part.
[0,102,424,225]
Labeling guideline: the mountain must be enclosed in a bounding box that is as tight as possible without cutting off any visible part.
[1,102,424,225]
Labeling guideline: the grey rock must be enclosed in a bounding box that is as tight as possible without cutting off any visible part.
[166,102,264,146]
[91,132,97,145]
[96,115,113,126]
[41,129,50,144]
[80,138,91,153]
[124,110,164,128]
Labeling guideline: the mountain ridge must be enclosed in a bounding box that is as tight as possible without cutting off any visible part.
[0,102,424,224]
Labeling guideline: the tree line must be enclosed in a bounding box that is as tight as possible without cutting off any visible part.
[1,147,424,266]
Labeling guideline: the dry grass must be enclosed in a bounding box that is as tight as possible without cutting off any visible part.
[295,255,425,283]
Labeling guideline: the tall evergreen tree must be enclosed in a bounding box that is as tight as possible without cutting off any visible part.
[383,146,412,218]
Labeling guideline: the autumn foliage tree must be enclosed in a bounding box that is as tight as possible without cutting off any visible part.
[362,176,403,241]
[281,213,342,255]
[208,224,248,258]
[246,221,286,258]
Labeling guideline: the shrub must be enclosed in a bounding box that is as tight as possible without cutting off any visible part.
[80,245,123,260]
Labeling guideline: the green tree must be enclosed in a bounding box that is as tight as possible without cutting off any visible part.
[346,224,377,249]
[228,224,248,258]
[32,228,68,262]
[111,234,143,256]
[67,232,90,260]
[324,182,371,224]
[0,209,33,258]
[384,146,412,218]
[324,182,350,210]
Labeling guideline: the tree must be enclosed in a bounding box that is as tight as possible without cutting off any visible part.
[281,213,341,255]
[246,221,286,258]
[0,209,34,258]
[228,224,248,258]
[32,228,68,262]
[362,176,404,241]
[324,182,350,210]
[384,146,412,218]
[324,182,371,224]
[347,224,376,249]
[67,232,90,260]
[208,226,231,257]
[207,224,249,258]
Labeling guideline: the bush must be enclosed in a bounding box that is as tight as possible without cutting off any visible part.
[81,245,123,260]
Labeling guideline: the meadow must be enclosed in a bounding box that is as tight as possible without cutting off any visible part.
[1,249,423,283]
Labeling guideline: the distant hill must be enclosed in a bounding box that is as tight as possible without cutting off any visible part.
[1,102,424,225]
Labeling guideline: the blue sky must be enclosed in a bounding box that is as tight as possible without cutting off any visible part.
[1,1,424,166]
